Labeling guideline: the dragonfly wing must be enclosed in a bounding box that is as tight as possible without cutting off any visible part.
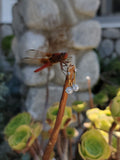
[22,57,41,65]
[26,49,48,58]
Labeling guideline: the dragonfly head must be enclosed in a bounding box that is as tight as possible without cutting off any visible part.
[61,52,68,59]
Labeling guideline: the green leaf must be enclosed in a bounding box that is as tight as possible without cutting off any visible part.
[47,104,73,128]
[8,125,32,151]
[4,112,31,138]
[1,35,14,55]
[72,101,87,113]
[78,129,111,160]
[93,92,108,106]
[110,96,120,124]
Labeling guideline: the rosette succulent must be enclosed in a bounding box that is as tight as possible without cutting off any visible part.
[72,101,87,113]
[93,92,109,106]
[110,96,120,124]
[46,104,76,129]
[66,127,79,139]
[4,112,42,152]
[4,112,31,138]
[86,107,114,131]
[78,129,111,160]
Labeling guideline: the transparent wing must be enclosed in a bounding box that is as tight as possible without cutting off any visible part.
[25,49,49,58]
[21,57,41,65]
[21,57,49,65]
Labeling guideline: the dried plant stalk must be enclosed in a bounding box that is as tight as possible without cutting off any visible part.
[42,65,75,160]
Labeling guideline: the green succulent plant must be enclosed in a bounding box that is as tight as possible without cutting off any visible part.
[100,130,117,151]
[46,104,76,129]
[4,112,31,138]
[110,96,120,124]
[8,125,32,151]
[4,112,42,152]
[72,101,87,113]
[93,92,108,106]
[1,35,14,56]
[66,127,78,139]
[102,84,119,98]
[78,129,111,160]
[86,107,114,131]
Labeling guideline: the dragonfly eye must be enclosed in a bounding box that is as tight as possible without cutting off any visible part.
[62,52,68,59]
[62,52,67,54]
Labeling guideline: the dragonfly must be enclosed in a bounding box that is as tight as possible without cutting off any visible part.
[22,49,70,73]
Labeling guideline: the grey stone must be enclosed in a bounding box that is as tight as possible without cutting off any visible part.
[17,0,61,31]
[13,31,47,63]
[111,52,117,59]
[71,20,101,50]
[72,0,100,17]
[15,65,54,86]
[76,51,100,91]
[0,142,11,160]
[115,39,120,55]
[12,3,26,38]
[77,91,94,102]
[11,37,19,63]
[1,24,13,38]
[99,39,114,58]
[102,28,120,39]
[25,86,76,120]
[0,51,13,72]
[55,0,78,25]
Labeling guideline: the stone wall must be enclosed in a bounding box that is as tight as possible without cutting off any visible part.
[98,28,120,61]
[11,0,101,120]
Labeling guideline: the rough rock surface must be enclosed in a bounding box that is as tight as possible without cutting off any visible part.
[12,31,47,63]
[12,4,26,38]
[115,39,120,55]
[103,28,120,39]
[73,0,100,17]
[17,0,61,31]
[76,51,100,91]
[15,65,54,86]
[1,24,13,38]
[99,39,114,58]
[71,20,101,50]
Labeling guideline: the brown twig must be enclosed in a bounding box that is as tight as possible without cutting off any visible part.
[109,122,117,146]
[41,68,50,151]
[61,129,68,160]
[86,76,94,108]
[56,133,63,159]
[77,112,81,126]
[42,65,75,160]
[42,68,50,123]
[117,136,120,160]
[28,145,40,160]
[68,138,72,160]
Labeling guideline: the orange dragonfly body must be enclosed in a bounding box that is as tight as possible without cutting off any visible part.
[22,50,68,72]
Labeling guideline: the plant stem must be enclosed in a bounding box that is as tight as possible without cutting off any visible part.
[28,146,40,160]
[56,133,63,159]
[61,129,68,160]
[41,68,50,150]
[117,137,120,160]
[109,122,117,146]
[77,112,81,126]
[68,138,72,160]
[86,76,94,108]
[42,65,75,160]
[42,68,50,123]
